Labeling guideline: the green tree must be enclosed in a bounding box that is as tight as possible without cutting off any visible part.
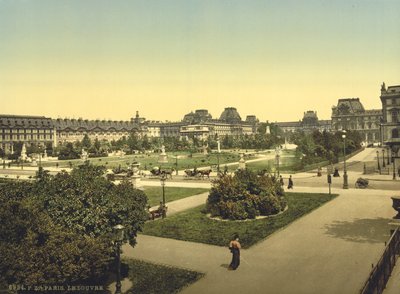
[81,134,92,149]
[0,163,148,287]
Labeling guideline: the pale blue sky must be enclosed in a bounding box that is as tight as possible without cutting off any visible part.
[1,0,399,121]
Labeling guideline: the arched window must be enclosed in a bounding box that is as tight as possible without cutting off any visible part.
[392,129,399,139]
[392,110,398,123]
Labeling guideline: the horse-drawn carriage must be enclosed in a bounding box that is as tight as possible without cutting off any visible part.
[184,168,212,179]
[149,167,175,179]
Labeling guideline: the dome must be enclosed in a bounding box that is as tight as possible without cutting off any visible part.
[219,107,242,123]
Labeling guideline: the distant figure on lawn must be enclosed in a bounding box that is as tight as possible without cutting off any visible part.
[287,175,294,189]
[279,175,284,186]
[228,234,241,270]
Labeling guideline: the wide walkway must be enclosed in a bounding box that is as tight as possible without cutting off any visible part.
[123,183,399,294]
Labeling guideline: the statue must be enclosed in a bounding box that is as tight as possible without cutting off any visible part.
[81,148,88,161]
[158,145,168,163]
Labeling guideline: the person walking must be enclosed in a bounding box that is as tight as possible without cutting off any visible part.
[287,175,294,189]
[279,175,284,186]
[228,234,241,270]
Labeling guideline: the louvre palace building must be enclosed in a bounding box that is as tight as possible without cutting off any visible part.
[1,83,399,154]
[0,108,258,154]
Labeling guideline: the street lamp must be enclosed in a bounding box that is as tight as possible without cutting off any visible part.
[216,139,221,173]
[113,224,125,294]
[160,174,167,218]
[342,131,348,189]
[382,149,386,168]
[38,146,42,169]
[388,146,391,165]
[376,150,381,174]
[275,146,281,176]
[393,150,397,180]
[174,155,178,175]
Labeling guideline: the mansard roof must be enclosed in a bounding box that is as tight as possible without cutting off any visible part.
[54,118,138,132]
[0,114,53,129]
[219,107,242,123]
[332,98,366,116]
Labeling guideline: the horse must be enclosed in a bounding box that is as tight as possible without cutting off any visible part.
[198,169,212,179]
[161,168,175,179]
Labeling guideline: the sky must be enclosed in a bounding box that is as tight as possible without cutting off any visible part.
[1,0,400,122]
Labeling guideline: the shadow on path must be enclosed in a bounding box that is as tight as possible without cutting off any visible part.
[324,217,392,243]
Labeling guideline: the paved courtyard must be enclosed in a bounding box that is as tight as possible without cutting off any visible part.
[2,148,398,293]
[121,148,400,294]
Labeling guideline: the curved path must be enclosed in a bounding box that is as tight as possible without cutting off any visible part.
[122,148,400,294]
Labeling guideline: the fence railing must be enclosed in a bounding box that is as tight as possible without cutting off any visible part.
[360,227,400,294]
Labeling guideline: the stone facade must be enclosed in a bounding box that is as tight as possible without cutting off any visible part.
[276,111,331,133]
[55,118,140,144]
[380,83,400,151]
[0,115,55,154]
[331,98,382,143]
[180,107,257,140]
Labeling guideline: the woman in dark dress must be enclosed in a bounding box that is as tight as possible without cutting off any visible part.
[287,175,294,189]
[228,234,241,270]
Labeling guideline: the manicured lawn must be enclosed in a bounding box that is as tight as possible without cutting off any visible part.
[142,192,337,248]
[143,186,209,207]
[124,259,204,294]
[40,152,241,170]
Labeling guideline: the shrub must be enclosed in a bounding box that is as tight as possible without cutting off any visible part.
[206,170,286,220]
[258,195,281,215]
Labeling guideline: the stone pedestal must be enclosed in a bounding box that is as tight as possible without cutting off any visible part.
[158,145,168,163]
[238,153,246,170]
[131,162,143,189]
[20,143,28,161]
[391,196,400,219]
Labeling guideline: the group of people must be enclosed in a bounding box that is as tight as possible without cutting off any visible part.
[278,174,294,189]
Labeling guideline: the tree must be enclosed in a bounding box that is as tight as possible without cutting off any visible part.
[58,142,80,160]
[36,163,148,244]
[0,163,148,287]
[0,193,112,286]
[81,134,92,149]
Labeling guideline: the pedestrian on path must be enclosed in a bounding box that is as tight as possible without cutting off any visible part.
[287,175,294,189]
[228,234,241,270]
[279,175,284,186]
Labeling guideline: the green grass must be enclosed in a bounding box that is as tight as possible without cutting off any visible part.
[39,152,240,170]
[142,192,337,248]
[124,259,204,294]
[143,186,209,207]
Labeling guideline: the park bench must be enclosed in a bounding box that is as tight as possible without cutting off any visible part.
[148,205,168,220]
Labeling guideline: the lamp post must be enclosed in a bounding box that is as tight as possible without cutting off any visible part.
[376,150,381,174]
[393,150,397,180]
[174,155,178,175]
[160,174,167,218]
[113,224,125,294]
[382,149,386,168]
[216,139,220,173]
[275,146,281,176]
[38,146,42,169]
[388,147,391,165]
[342,131,348,189]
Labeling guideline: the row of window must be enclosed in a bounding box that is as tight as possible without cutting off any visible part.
[59,132,129,137]
[1,129,52,134]
[0,134,52,140]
